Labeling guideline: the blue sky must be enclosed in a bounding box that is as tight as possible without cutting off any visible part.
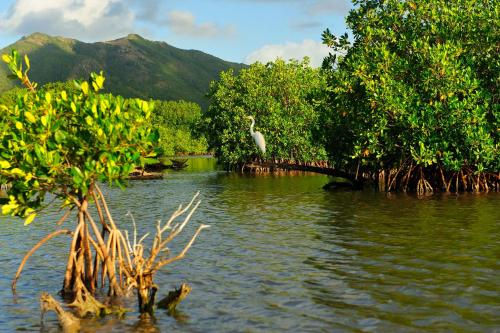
[0,0,352,67]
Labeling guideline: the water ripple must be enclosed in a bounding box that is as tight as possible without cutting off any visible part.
[1,159,499,332]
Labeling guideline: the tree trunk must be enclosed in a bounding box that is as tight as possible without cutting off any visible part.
[137,273,157,314]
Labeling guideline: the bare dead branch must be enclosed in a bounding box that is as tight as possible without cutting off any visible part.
[124,230,133,254]
[147,198,202,267]
[154,224,210,270]
[138,233,150,246]
[116,230,133,269]
[125,211,138,249]
[161,191,200,234]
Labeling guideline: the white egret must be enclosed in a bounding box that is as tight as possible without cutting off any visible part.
[246,116,266,154]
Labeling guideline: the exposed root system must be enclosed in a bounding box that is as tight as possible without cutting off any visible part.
[377,163,499,194]
[14,185,208,322]
[238,159,499,194]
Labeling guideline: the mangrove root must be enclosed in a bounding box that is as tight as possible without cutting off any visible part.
[68,277,128,318]
[27,188,206,318]
[157,283,192,312]
[12,229,73,292]
[40,292,80,333]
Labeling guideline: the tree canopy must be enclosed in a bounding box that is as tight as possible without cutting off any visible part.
[321,0,499,192]
[0,50,157,223]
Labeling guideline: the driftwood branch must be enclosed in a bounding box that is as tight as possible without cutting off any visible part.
[157,283,192,312]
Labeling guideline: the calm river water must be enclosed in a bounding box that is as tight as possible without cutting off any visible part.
[0,157,499,332]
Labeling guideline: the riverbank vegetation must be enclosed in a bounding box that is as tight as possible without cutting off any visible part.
[152,100,207,156]
[0,51,208,319]
[203,0,499,193]
[322,0,499,193]
[203,58,328,170]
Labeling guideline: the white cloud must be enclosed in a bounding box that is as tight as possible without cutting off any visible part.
[0,1,232,41]
[245,39,331,67]
[0,0,135,41]
[165,10,235,38]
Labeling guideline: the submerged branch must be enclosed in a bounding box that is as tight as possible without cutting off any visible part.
[157,283,192,312]
[40,292,80,333]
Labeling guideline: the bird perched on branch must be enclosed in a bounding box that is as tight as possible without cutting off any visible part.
[246,115,266,154]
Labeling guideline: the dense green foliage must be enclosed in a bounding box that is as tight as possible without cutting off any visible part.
[0,33,246,109]
[152,100,207,156]
[41,80,81,96]
[0,83,208,158]
[0,50,157,223]
[321,0,499,191]
[1,82,80,108]
[204,58,327,168]
[0,87,25,107]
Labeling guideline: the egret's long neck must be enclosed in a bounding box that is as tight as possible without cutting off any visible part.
[249,118,255,135]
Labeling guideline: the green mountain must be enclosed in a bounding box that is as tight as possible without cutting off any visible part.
[0,33,246,109]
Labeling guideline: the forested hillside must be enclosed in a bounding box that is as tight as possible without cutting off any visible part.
[0,32,246,109]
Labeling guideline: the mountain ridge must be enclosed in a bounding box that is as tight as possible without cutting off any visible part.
[0,33,246,109]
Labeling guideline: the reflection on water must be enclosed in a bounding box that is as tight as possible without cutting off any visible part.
[0,157,499,332]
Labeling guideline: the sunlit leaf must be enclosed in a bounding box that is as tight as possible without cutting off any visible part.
[24,54,30,70]
[24,212,36,226]
[2,54,12,63]
[0,160,11,169]
[81,81,89,95]
[25,111,36,123]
